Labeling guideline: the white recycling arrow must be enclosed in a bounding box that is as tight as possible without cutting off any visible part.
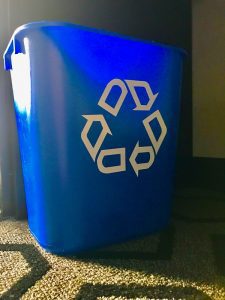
[125,80,159,111]
[129,141,155,176]
[143,110,167,154]
[81,114,112,161]
[98,79,128,116]
[97,148,126,174]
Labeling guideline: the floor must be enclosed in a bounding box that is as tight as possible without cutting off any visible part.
[0,188,225,299]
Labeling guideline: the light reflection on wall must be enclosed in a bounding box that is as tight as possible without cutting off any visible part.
[10,38,31,117]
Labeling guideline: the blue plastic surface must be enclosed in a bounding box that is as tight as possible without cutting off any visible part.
[4,21,184,254]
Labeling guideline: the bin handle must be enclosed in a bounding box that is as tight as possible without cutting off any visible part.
[3,35,25,70]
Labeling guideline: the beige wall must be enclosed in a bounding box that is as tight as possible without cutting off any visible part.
[192,0,225,158]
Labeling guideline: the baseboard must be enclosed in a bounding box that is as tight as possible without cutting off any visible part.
[175,156,225,192]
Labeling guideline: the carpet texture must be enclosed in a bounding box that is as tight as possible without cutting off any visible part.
[0,188,225,299]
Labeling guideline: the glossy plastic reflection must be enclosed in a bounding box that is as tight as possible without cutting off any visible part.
[4,22,184,254]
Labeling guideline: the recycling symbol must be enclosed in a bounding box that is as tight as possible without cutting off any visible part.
[81,79,167,176]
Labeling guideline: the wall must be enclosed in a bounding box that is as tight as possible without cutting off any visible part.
[192,0,225,158]
[0,0,192,216]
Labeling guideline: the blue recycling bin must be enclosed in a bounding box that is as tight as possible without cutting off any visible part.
[4,22,184,254]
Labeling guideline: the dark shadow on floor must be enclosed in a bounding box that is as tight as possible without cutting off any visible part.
[75,282,212,300]
[0,244,50,300]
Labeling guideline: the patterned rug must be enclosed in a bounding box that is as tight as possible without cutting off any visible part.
[0,188,225,300]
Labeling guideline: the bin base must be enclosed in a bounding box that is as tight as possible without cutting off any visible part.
[29,219,171,255]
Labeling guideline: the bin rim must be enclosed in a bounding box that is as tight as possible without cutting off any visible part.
[7,20,187,56]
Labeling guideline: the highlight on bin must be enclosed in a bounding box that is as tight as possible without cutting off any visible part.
[10,38,31,116]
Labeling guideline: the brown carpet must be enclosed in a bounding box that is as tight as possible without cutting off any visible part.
[0,188,225,299]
